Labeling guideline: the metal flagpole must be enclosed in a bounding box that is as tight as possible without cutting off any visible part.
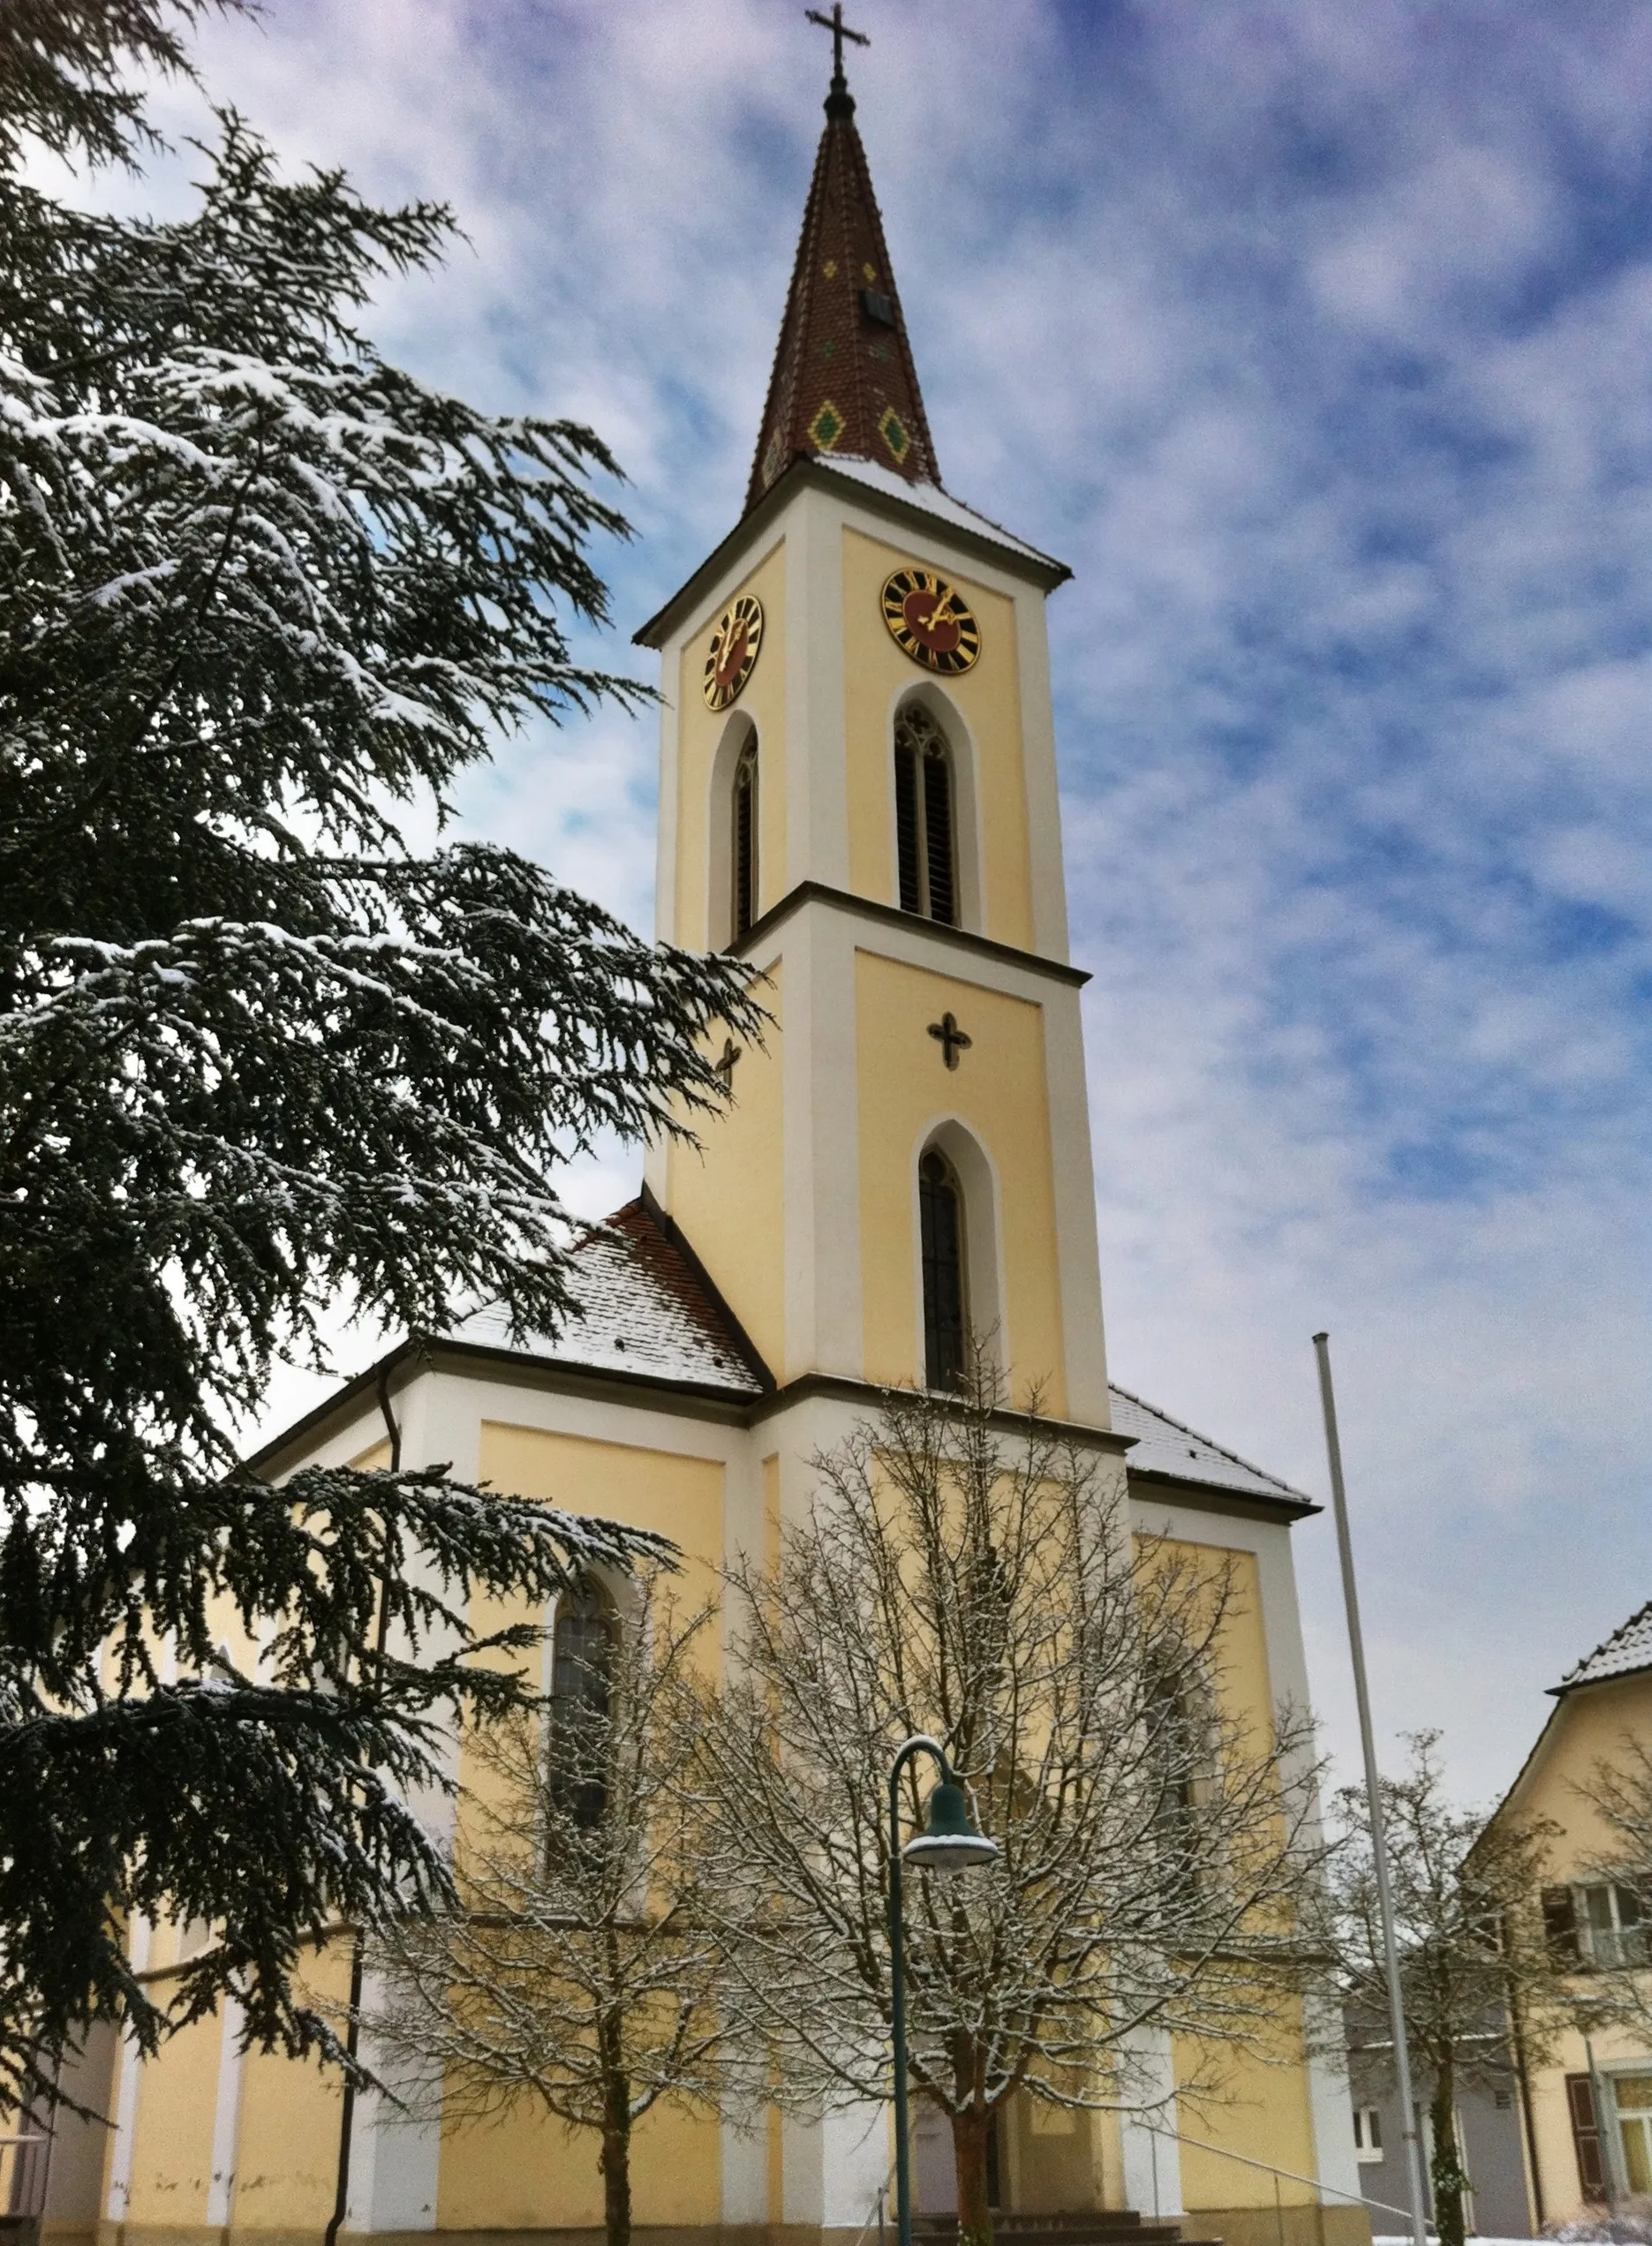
[1313,1333,1431,2246]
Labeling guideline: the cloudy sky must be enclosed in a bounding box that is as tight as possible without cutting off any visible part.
[98,0,1652,1809]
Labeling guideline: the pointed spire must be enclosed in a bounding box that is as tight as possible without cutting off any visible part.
[745,41,939,511]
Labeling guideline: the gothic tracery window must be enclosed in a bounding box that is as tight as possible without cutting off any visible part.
[732,737,758,938]
[894,704,956,926]
[549,1580,615,1833]
[918,1147,967,1390]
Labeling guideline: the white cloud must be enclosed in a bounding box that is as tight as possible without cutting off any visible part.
[87,0,1652,1810]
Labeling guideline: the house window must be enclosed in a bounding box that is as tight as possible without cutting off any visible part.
[1614,2074,1652,2197]
[1352,2107,1384,2164]
[1545,1882,1645,1968]
[549,1581,615,1833]
[894,704,956,925]
[733,738,758,938]
[918,1147,966,1389]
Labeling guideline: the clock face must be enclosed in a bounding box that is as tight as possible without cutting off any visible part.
[703,594,765,712]
[880,568,981,675]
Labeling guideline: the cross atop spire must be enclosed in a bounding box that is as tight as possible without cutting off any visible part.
[805,4,868,117]
[744,16,939,512]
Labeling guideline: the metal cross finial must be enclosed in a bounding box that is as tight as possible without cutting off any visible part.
[805,3,869,88]
[927,1012,972,1070]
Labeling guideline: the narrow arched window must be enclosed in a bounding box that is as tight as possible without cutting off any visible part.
[894,705,956,926]
[919,1147,967,1390]
[549,1581,615,1832]
[732,739,758,938]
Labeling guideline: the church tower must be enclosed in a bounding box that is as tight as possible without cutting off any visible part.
[637,44,1109,1425]
[65,42,1363,2246]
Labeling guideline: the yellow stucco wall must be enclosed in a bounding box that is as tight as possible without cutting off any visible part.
[1153,1542,1319,2215]
[674,539,787,951]
[1174,2014,1320,2213]
[122,2004,220,2230]
[478,1421,726,1618]
[230,1941,352,2233]
[436,1424,728,2230]
[841,527,1034,952]
[855,951,1063,1411]
[112,1931,355,2238]
[436,2087,720,2232]
[664,968,786,1377]
[1507,1676,1652,1868]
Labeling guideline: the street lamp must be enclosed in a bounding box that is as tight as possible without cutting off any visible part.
[888,1734,998,2246]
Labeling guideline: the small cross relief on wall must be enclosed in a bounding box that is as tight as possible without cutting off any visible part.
[927,1012,972,1070]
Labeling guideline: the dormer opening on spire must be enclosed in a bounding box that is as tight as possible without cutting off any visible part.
[746,19,939,511]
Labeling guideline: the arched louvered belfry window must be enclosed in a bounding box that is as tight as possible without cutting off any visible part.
[732,737,758,938]
[549,1579,615,1833]
[894,703,956,926]
[918,1147,967,1391]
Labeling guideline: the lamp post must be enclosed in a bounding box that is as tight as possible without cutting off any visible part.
[888,1734,999,2246]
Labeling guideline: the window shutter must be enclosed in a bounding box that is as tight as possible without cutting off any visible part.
[922,750,955,925]
[733,747,758,937]
[894,739,921,913]
[1543,1884,1580,1965]
[1565,2073,1607,2202]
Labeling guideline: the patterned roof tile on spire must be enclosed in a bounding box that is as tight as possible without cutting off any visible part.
[746,69,939,511]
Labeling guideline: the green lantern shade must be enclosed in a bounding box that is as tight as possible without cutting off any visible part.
[900,1779,998,1873]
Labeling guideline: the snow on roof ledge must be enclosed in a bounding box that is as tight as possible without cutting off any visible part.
[1553,1598,1652,1695]
[1109,1384,1313,1506]
[811,454,1067,574]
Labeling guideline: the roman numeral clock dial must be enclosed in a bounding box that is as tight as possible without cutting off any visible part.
[703,593,765,711]
[880,567,981,675]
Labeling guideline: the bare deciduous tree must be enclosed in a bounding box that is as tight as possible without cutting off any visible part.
[1320,1733,1567,2246]
[694,1365,1329,2246]
[364,1570,732,2246]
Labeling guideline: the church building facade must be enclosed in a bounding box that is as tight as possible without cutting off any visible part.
[34,52,1367,2246]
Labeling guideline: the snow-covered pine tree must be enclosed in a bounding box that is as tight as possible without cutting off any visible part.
[0,2,760,2116]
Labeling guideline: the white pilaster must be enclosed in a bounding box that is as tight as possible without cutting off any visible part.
[344,1973,442,2235]
[1016,588,1071,964]
[204,1996,245,2228]
[1118,2028,1183,2218]
[104,1916,153,2221]
[788,486,850,893]
[1044,984,1111,1423]
[821,2100,893,2228]
[1303,2001,1361,2208]
[720,2114,768,2226]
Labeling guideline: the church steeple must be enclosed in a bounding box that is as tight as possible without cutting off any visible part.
[745,30,939,510]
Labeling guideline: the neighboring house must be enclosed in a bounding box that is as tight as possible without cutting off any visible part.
[1343,2006,1532,2238]
[1482,1600,1652,2227]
